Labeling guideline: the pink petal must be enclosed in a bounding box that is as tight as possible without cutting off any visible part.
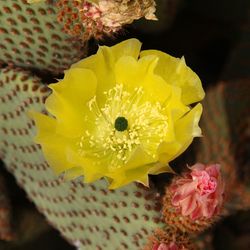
[190,205,202,220]
[205,164,220,178]
[172,193,182,206]
[181,181,197,196]
[158,243,169,250]
[190,163,205,171]
[199,196,212,218]
[173,181,197,199]
[168,242,180,250]
[180,194,197,216]
[152,243,160,250]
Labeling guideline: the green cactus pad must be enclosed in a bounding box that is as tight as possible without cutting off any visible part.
[0,67,164,249]
[0,0,86,74]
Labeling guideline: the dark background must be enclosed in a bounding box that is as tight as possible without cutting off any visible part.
[1,0,249,249]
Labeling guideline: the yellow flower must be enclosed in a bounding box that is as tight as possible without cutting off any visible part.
[30,39,204,189]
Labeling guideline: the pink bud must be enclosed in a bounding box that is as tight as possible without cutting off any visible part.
[153,242,180,250]
[171,163,224,220]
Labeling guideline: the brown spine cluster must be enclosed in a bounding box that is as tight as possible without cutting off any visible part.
[57,0,86,37]
[144,227,196,250]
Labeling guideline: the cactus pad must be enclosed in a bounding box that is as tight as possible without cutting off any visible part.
[0,67,164,249]
[0,0,86,74]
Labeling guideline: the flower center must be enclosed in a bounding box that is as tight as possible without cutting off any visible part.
[78,84,168,170]
[114,116,128,131]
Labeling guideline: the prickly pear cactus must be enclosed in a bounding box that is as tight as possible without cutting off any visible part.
[0,0,86,74]
[0,67,164,249]
[195,81,250,213]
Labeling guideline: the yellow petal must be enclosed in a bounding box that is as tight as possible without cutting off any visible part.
[163,85,190,122]
[72,39,141,106]
[109,38,142,61]
[28,111,56,143]
[29,111,75,173]
[158,103,203,163]
[45,68,97,138]
[108,168,147,189]
[108,161,173,189]
[63,167,84,181]
[114,55,171,104]
[73,38,141,70]
[124,146,156,171]
[148,162,174,175]
[140,50,205,105]
[72,48,115,99]
[66,147,107,183]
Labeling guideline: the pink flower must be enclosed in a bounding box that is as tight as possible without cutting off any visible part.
[171,163,224,220]
[153,242,180,250]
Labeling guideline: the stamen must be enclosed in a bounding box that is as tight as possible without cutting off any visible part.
[78,84,168,170]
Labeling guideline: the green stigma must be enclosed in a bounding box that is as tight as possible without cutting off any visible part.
[114,117,128,132]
